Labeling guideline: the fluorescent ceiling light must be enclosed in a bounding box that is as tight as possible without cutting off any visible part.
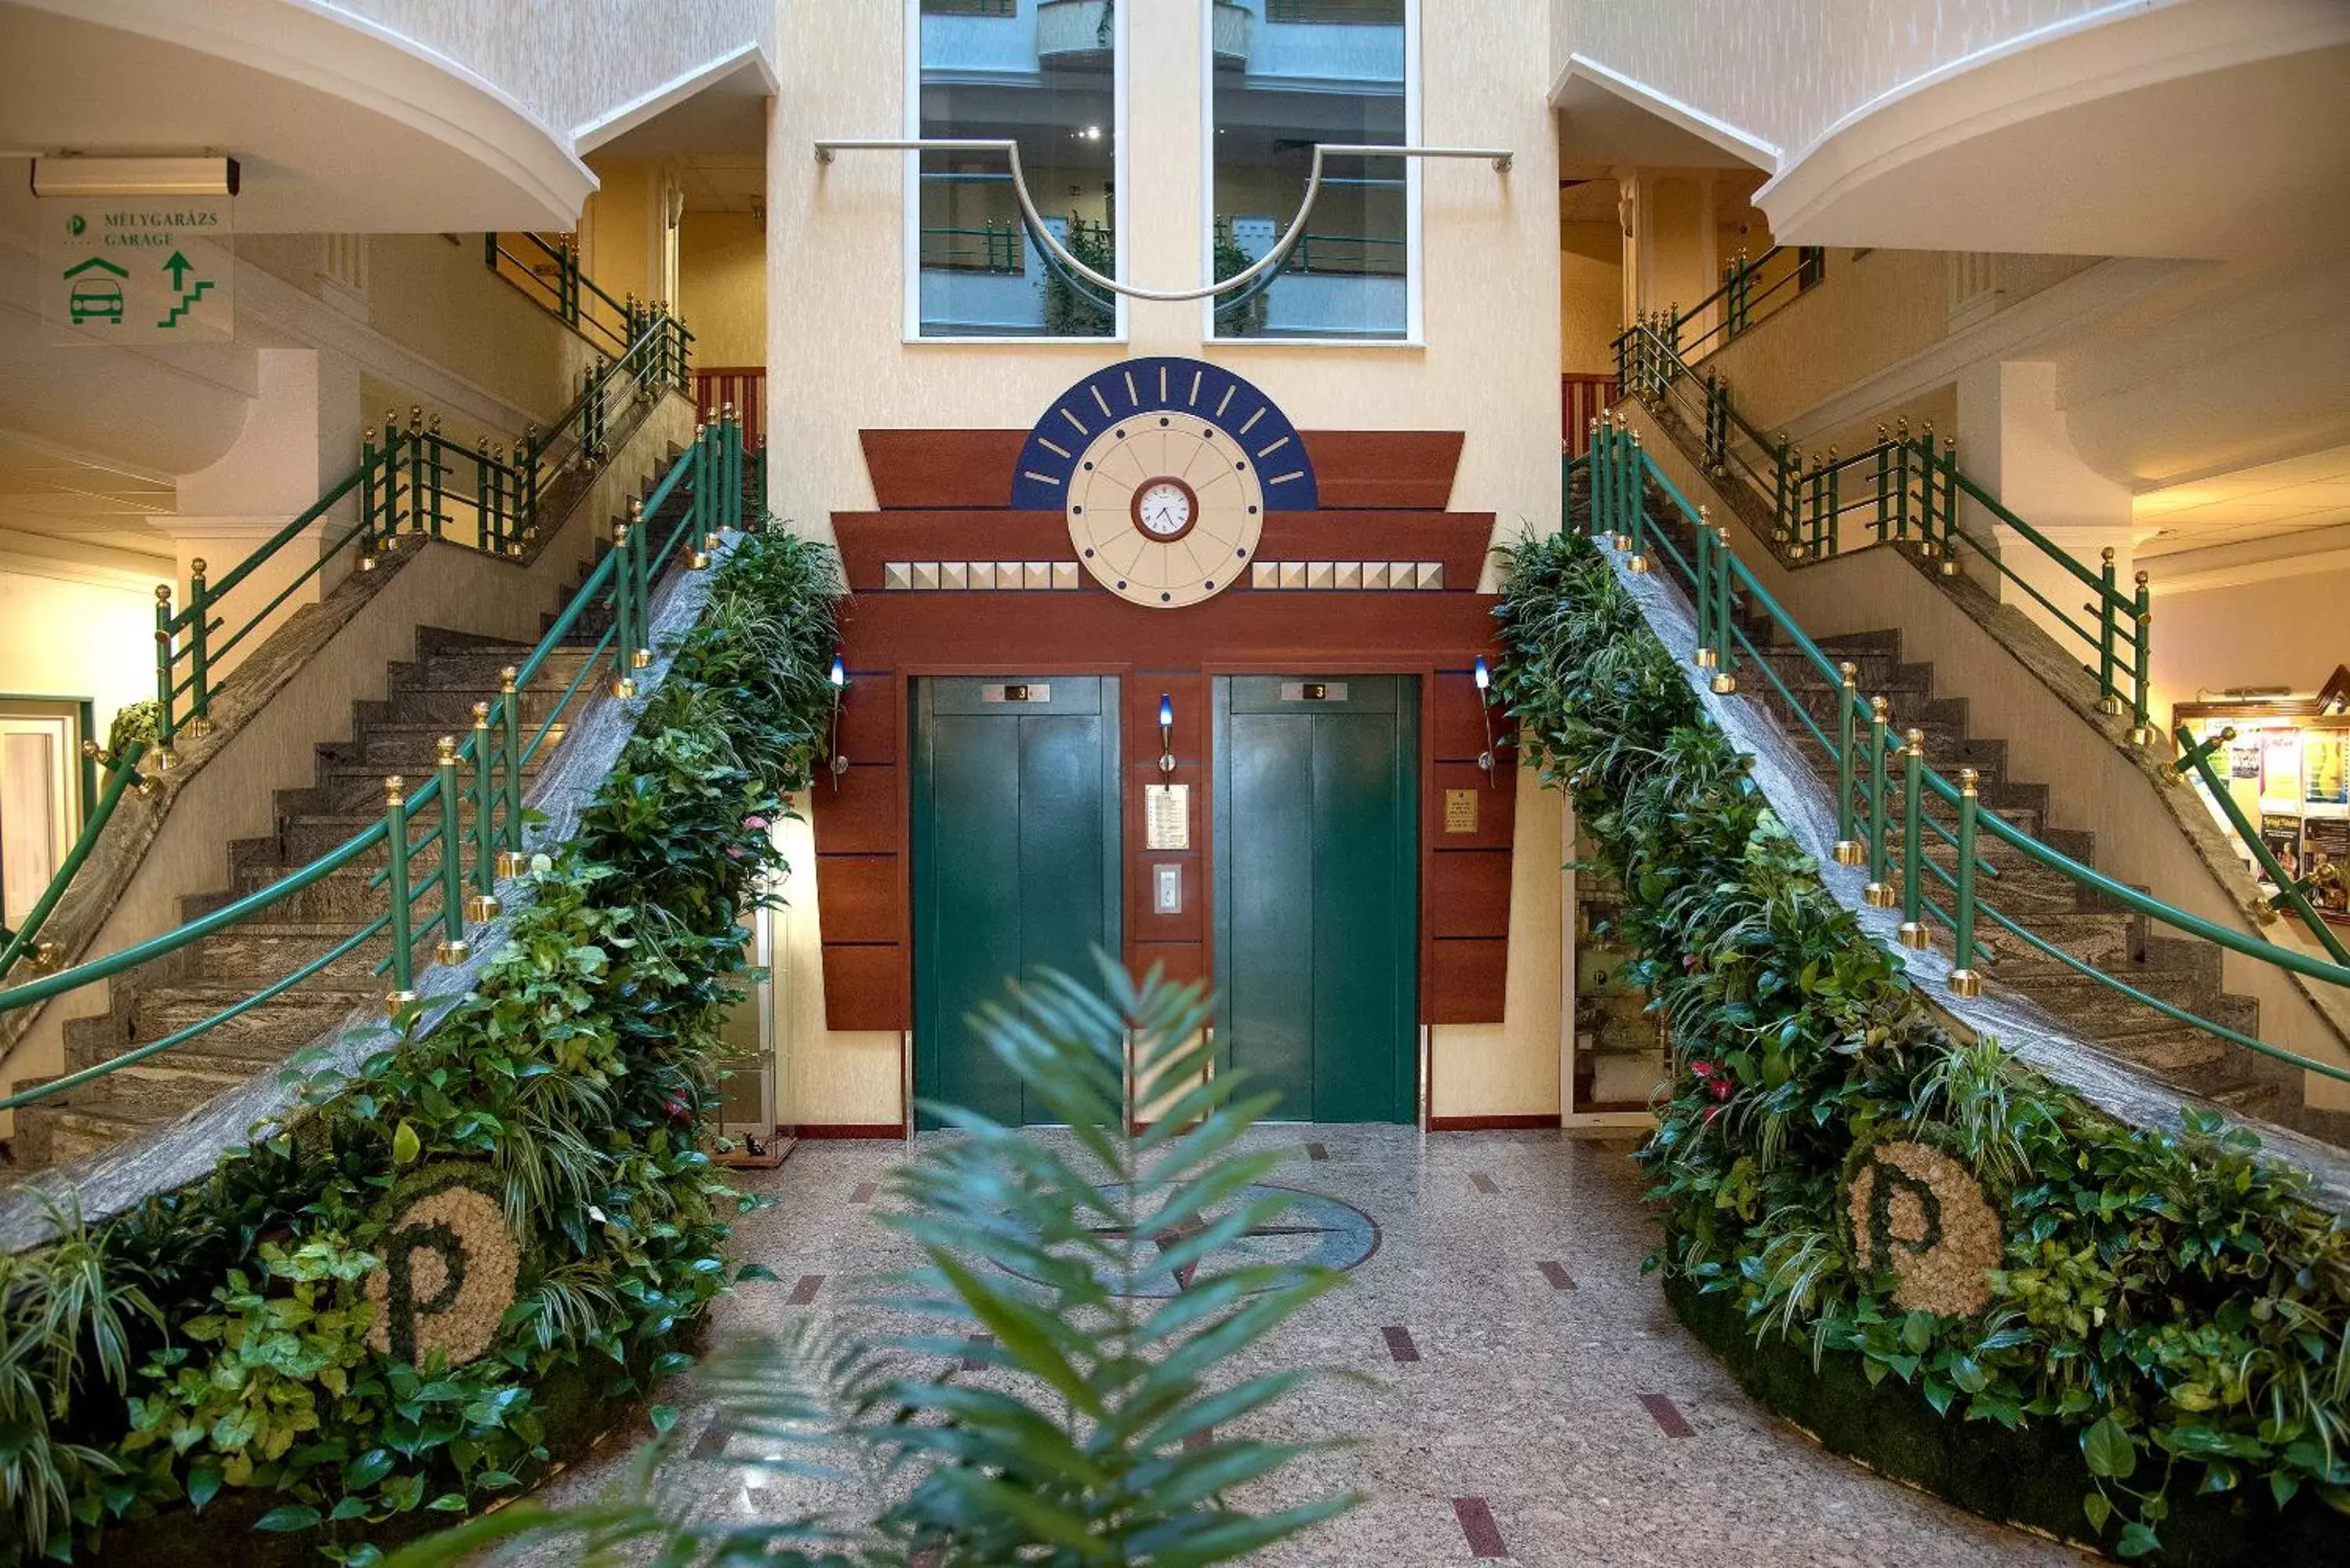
[30,156,240,198]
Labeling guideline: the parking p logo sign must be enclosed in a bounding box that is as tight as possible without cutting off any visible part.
[41,196,235,345]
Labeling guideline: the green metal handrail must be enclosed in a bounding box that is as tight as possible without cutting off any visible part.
[484,231,643,358]
[0,410,752,1116]
[1573,420,2350,1086]
[1661,245,1826,361]
[148,314,692,766]
[0,742,151,982]
[1616,319,2155,742]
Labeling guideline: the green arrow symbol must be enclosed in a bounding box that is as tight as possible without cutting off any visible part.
[163,251,195,290]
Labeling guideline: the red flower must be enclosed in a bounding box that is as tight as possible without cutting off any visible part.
[1708,1076,1733,1102]
[1689,1060,1715,1079]
[1703,1105,1723,1124]
[664,1095,691,1122]
[744,815,771,831]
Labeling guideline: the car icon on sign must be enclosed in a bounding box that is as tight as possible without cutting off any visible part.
[70,278,126,324]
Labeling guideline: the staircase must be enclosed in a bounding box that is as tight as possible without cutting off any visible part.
[1571,472,2283,1117]
[7,495,700,1173]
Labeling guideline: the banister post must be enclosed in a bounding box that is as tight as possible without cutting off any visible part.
[406,406,426,537]
[1863,696,1894,908]
[2095,547,2123,715]
[184,558,213,739]
[630,497,653,671]
[1893,418,1912,545]
[427,415,446,537]
[467,701,501,921]
[1938,433,1959,570]
[475,438,495,553]
[2127,573,2159,748]
[497,668,524,875]
[1824,446,1841,558]
[1710,522,1737,694]
[1832,663,1864,865]
[434,737,469,966]
[1916,424,1937,551]
[612,514,638,699]
[1948,768,1984,996]
[151,583,178,768]
[359,424,381,571]
[1898,729,1930,950]
[1873,425,1890,543]
[1624,427,1649,572]
[384,774,417,1014]
[518,425,540,542]
[1693,518,1716,670]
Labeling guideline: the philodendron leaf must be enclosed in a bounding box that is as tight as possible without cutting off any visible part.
[2083,1417,2137,1481]
[391,1120,421,1166]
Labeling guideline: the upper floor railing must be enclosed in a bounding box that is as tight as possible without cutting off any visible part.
[149,313,693,767]
[1571,417,2350,1090]
[0,413,755,1115]
[1643,245,1825,364]
[483,231,670,361]
[1613,317,2155,747]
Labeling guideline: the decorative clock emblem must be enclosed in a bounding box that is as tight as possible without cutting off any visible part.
[1013,358,1320,611]
[1068,419,1260,608]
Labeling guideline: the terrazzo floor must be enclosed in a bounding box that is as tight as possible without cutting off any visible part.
[507,1127,2085,1566]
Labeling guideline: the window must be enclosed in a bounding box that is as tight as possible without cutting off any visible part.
[1209,0,1412,341]
[911,0,1122,339]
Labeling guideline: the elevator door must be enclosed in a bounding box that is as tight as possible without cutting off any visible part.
[1213,676,1418,1123]
[911,677,1120,1128]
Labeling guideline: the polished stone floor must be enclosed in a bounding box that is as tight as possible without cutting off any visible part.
[513,1127,2083,1566]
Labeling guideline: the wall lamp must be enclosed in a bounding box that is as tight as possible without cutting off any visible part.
[1473,656,1503,788]
[1158,693,1177,775]
[31,155,241,197]
[826,654,849,790]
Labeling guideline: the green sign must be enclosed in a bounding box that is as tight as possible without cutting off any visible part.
[41,197,234,344]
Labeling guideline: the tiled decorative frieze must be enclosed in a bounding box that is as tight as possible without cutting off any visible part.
[880,561,1082,591]
[1249,560,1446,591]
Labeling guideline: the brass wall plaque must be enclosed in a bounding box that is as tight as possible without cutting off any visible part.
[1145,784,1191,849]
[1443,788,1479,834]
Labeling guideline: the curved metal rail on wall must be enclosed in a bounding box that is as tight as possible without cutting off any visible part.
[1568,419,2350,1087]
[812,136,1512,302]
[0,413,753,1118]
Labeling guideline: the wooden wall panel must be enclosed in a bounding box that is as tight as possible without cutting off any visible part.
[833,512,1070,589]
[1424,762,1516,850]
[1428,937,1509,1024]
[1127,941,1206,991]
[860,431,1027,508]
[822,943,908,1031]
[807,763,901,854]
[1300,431,1464,509]
[830,675,902,766]
[1431,671,1513,761]
[814,854,903,944]
[1427,849,1512,939]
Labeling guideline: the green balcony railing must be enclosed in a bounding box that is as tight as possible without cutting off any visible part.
[1570,417,2350,1088]
[1642,245,1826,363]
[1610,317,2155,746]
[147,312,693,769]
[0,411,753,1116]
[0,741,151,982]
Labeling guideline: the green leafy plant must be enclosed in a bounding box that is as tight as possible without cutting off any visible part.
[1,529,843,1565]
[384,959,1361,1567]
[1042,215,1118,337]
[1496,524,2350,1562]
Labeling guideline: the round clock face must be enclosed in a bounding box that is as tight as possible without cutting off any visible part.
[1067,417,1264,609]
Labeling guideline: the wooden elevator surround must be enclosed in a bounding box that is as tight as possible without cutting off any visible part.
[811,427,1515,1034]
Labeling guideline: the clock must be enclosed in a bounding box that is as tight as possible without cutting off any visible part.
[1013,358,1321,612]
[1067,417,1260,608]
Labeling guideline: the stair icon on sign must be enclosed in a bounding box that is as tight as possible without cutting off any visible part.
[158,278,213,329]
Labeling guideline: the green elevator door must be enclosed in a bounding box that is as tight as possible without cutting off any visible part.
[1213,676,1418,1123]
[911,677,1120,1129]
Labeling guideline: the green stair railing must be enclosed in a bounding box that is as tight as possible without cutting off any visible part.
[1572,417,2350,1090]
[148,312,692,766]
[0,411,753,1117]
[1610,317,2155,746]
[0,743,151,982]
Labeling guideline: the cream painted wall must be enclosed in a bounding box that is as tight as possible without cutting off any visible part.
[2148,566,2350,734]
[580,161,664,307]
[679,211,767,368]
[0,569,153,739]
[1559,218,1621,373]
[769,0,1563,1126]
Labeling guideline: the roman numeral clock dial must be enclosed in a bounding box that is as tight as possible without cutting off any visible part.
[1012,358,1319,610]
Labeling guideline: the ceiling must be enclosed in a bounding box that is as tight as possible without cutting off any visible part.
[0,432,176,562]
[2136,442,2350,558]
[1553,74,1767,173]
[673,156,766,217]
